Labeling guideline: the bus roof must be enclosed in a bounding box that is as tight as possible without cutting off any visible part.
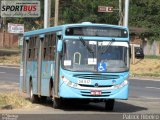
[24,23,128,37]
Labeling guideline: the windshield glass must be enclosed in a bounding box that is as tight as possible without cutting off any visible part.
[62,39,129,72]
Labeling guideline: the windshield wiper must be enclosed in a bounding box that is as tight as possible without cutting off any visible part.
[100,39,115,55]
[79,37,94,58]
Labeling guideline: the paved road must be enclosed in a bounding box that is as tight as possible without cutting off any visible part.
[0,66,19,83]
[0,66,19,92]
[129,79,160,99]
[0,66,160,99]
[0,66,160,119]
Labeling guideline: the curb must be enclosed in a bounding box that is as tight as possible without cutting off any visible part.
[129,77,160,81]
[0,64,20,68]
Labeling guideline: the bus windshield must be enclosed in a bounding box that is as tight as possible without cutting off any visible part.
[62,39,129,72]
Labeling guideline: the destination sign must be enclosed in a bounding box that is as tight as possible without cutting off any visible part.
[65,26,128,38]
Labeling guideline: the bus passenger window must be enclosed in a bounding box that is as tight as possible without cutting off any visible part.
[49,47,54,60]
[28,49,32,60]
[44,48,47,60]
[49,33,56,61]
[34,48,38,60]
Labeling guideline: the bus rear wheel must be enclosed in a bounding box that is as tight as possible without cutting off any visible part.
[105,99,115,111]
[53,98,62,109]
[29,84,39,103]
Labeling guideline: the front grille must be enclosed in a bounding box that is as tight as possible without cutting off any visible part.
[73,74,119,80]
[79,84,113,87]
[81,95,110,97]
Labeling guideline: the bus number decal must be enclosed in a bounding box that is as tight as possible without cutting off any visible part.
[78,79,91,84]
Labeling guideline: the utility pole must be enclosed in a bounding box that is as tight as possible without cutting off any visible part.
[119,0,123,26]
[44,0,49,28]
[54,0,59,26]
[48,0,51,27]
[123,0,129,27]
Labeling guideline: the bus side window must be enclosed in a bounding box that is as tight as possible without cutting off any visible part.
[28,37,38,61]
[28,49,32,60]
[28,38,33,61]
[43,48,47,60]
[43,36,47,60]
[49,33,56,60]
[43,33,56,61]
[49,47,54,60]
[34,37,38,60]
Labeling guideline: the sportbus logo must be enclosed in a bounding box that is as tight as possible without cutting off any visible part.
[1,1,40,17]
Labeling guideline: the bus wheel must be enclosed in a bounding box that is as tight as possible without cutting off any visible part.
[53,98,62,109]
[29,84,39,103]
[105,99,115,111]
[40,96,47,103]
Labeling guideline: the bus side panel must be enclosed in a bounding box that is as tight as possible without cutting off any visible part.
[41,61,54,96]
[32,61,38,94]
[41,79,50,96]
[26,61,31,94]
[26,61,38,95]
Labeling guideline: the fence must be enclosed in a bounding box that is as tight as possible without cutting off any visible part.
[143,40,160,56]
[0,32,19,48]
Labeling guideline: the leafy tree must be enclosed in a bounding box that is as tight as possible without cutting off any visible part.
[129,0,160,41]
[59,0,119,25]
[2,0,160,42]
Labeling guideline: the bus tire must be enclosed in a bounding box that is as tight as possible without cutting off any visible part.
[29,84,39,103]
[40,96,47,103]
[53,98,62,109]
[105,99,115,111]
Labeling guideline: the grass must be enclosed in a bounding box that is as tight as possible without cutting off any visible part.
[144,55,160,59]
[0,55,20,65]
[0,92,32,110]
[130,58,160,78]
[0,55,159,78]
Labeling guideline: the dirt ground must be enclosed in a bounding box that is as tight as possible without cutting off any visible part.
[0,55,20,66]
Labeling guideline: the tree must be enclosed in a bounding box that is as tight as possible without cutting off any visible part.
[129,0,160,41]
[59,0,119,25]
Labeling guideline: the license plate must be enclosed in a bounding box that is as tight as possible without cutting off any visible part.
[90,91,102,95]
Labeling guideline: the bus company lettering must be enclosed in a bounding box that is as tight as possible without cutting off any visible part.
[1,1,40,17]
[1,5,37,12]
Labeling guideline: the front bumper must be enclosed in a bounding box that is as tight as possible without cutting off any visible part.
[59,82,129,100]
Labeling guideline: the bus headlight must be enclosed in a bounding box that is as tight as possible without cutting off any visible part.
[62,76,78,88]
[113,80,128,89]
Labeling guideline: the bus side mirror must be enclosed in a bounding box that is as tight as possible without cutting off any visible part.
[57,40,63,52]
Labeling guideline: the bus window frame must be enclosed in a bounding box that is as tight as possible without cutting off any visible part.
[27,36,39,61]
[43,33,57,61]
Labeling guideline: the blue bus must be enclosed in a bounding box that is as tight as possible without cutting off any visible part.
[20,22,130,111]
